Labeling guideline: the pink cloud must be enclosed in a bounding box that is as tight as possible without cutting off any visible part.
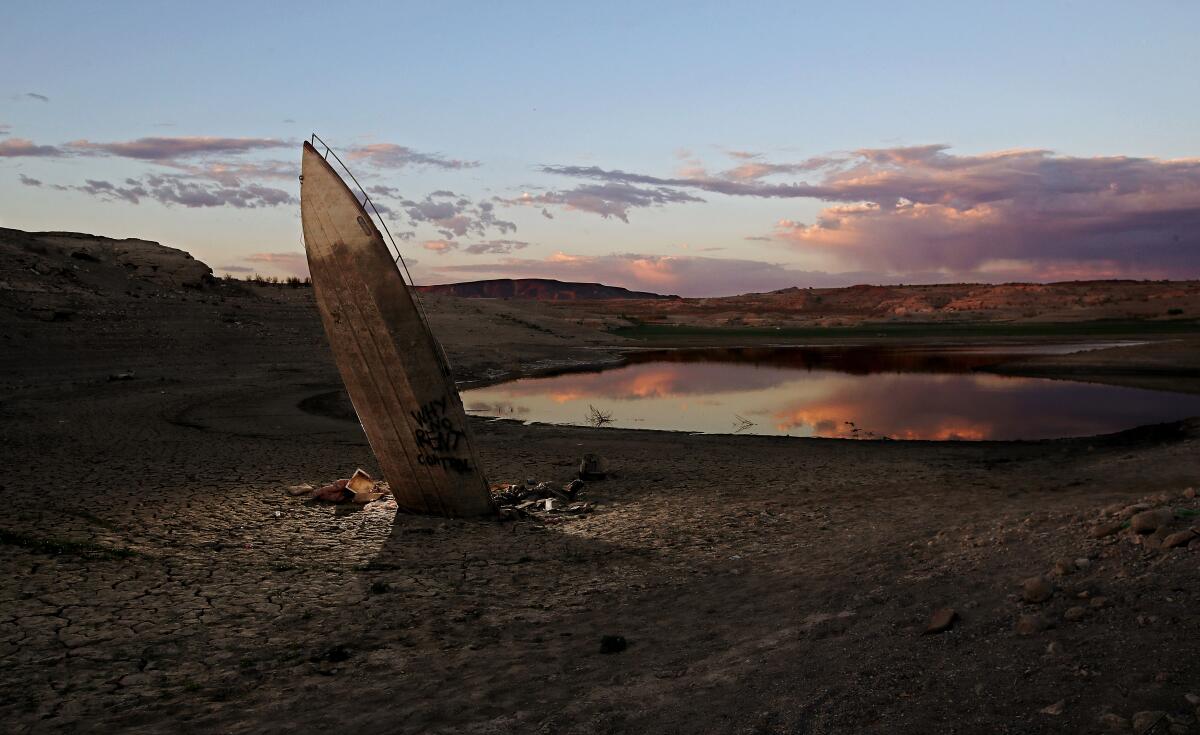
[65,136,289,160]
[0,137,63,157]
[540,146,1200,280]
[418,252,903,297]
[243,252,309,277]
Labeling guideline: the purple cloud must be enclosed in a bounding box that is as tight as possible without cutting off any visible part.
[497,182,703,222]
[68,174,295,209]
[0,138,63,157]
[65,136,290,160]
[395,192,516,239]
[538,146,1200,279]
[346,143,478,170]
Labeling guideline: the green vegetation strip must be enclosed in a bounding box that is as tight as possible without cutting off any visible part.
[613,319,1200,341]
[0,529,136,558]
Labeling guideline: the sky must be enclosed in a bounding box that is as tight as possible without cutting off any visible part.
[2,1,1198,296]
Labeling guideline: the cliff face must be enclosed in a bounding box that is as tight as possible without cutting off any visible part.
[414,278,677,301]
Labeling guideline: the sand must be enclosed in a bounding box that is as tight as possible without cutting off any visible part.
[2,269,1200,733]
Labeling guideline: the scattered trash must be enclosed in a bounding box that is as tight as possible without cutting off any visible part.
[347,469,374,494]
[313,479,353,503]
[490,478,595,520]
[579,453,606,480]
[290,471,390,504]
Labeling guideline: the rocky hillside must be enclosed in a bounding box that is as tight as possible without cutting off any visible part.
[415,278,676,301]
[0,227,215,322]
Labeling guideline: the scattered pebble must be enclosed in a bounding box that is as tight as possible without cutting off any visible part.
[1088,521,1123,539]
[1064,606,1086,622]
[1131,508,1174,534]
[924,607,958,634]
[1132,711,1167,735]
[1015,614,1050,636]
[1021,576,1053,604]
[1053,558,1075,576]
[1039,700,1066,716]
[1163,529,1198,549]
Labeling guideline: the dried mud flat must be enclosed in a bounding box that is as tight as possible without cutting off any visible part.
[3,281,1200,734]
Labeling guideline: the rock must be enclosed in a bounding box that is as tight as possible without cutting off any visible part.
[1183,487,1196,499]
[1163,529,1198,549]
[1131,508,1174,534]
[1053,559,1075,576]
[1064,606,1086,622]
[1039,700,1066,716]
[1090,596,1108,609]
[286,483,314,496]
[107,371,135,382]
[1144,528,1169,549]
[1185,693,1200,706]
[1133,711,1167,735]
[1089,521,1124,539]
[1100,713,1130,730]
[1016,614,1050,635]
[1074,557,1091,571]
[924,607,958,634]
[1022,576,1054,604]
[1045,641,1064,656]
[599,635,627,654]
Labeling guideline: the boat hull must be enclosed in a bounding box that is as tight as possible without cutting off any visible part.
[300,142,493,517]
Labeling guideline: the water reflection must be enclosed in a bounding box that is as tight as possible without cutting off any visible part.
[463,344,1200,441]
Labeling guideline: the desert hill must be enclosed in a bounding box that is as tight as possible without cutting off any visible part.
[0,227,212,296]
[414,277,677,300]
[3,227,1199,331]
[551,280,1200,329]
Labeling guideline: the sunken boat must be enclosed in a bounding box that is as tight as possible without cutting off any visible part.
[299,136,494,517]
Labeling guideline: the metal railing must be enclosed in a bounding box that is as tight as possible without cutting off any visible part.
[305,132,453,375]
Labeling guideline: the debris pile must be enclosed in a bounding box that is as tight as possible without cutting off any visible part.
[286,468,387,504]
[491,477,593,519]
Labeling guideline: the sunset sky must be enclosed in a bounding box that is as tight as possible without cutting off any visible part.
[3,1,1198,296]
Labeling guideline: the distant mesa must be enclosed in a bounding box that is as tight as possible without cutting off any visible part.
[415,278,678,301]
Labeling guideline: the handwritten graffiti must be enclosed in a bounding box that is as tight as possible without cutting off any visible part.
[411,396,473,473]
